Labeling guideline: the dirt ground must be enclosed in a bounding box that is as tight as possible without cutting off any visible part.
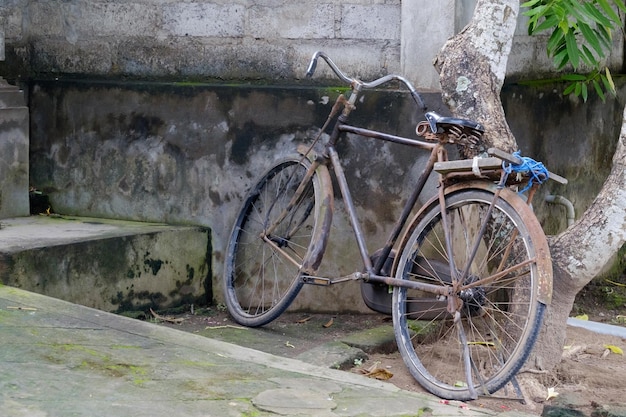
[150,300,626,417]
[358,323,626,416]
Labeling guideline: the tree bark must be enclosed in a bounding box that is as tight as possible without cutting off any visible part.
[432,0,626,395]
[434,0,518,157]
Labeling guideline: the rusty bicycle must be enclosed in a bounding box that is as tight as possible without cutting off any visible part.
[223,51,566,400]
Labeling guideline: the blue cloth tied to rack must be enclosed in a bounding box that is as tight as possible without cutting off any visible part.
[502,151,549,194]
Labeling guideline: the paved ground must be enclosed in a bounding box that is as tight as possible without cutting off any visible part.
[1,285,535,416]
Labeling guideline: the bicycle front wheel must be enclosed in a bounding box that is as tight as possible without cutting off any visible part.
[224,154,332,327]
[393,184,551,400]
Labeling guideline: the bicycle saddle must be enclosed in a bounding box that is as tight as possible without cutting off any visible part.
[425,111,485,134]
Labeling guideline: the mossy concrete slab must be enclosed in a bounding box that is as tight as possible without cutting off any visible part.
[0,215,211,313]
[340,324,398,354]
[1,286,507,417]
[295,340,368,369]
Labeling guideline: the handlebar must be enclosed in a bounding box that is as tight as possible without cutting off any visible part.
[306,51,426,111]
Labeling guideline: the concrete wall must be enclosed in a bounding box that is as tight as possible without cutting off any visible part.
[25,79,623,312]
[0,22,28,219]
[28,80,450,312]
[2,1,622,89]
[0,2,624,312]
[0,0,402,84]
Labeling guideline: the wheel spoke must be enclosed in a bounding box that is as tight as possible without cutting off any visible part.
[223,157,330,327]
[393,188,547,400]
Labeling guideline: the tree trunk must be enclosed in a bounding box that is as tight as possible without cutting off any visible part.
[536,116,626,372]
[432,0,626,397]
[434,0,518,157]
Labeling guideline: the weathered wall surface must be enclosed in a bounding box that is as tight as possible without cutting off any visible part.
[28,80,447,312]
[0,0,402,84]
[1,2,624,312]
[26,79,623,311]
[2,1,622,89]
[0,81,29,219]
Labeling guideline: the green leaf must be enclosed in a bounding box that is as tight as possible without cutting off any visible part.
[561,74,587,81]
[565,29,580,68]
[581,82,588,102]
[597,25,613,50]
[554,48,570,69]
[613,0,626,13]
[565,0,590,23]
[580,45,596,66]
[534,15,561,34]
[521,0,543,8]
[578,22,604,59]
[524,6,550,25]
[547,30,566,56]
[596,0,622,25]
[582,2,613,27]
[592,79,606,102]
[563,82,577,95]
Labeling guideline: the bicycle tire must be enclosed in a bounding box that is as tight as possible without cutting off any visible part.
[392,184,550,400]
[224,154,332,327]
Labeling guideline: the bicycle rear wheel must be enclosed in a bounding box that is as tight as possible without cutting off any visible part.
[393,184,551,400]
[224,154,332,327]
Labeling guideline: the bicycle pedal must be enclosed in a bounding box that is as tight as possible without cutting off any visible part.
[301,275,332,286]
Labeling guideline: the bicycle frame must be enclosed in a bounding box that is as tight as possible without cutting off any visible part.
[259,75,559,310]
[258,88,453,298]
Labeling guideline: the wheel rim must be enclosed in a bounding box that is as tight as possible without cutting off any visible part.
[394,190,542,399]
[227,160,316,320]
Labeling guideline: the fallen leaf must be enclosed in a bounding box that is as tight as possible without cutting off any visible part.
[285,341,295,348]
[296,316,312,324]
[603,344,624,355]
[562,344,586,359]
[323,317,334,328]
[545,387,559,401]
[575,314,588,320]
[355,362,393,380]
[150,308,185,324]
[204,325,248,330]
[604,278,626,287]
[359,367,393,380]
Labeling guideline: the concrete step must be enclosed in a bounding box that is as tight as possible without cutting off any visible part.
[0,78,25,108]
[0,215,211,313]
[0,105,29,219]
[0,90,25,108]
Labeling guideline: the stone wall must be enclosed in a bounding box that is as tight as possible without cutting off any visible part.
[2,1,623,89]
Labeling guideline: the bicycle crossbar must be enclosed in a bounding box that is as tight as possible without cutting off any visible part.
[339,125,437,150]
